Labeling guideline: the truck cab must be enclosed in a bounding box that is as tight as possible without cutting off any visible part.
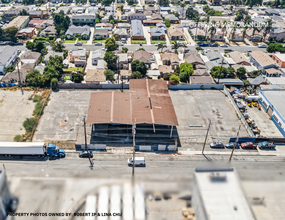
[128,157,145,167]
[47,144,65,158]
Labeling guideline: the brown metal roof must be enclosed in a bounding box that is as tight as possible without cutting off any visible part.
[86,79,178,126]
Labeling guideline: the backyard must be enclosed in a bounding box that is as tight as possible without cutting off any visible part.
[63,67,84,73]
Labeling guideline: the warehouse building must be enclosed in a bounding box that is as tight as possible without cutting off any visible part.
[259,89,285,137]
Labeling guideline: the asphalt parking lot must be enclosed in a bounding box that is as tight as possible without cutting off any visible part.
[0,89,36,141]
[33,90,122,143]
[169,90,249,151]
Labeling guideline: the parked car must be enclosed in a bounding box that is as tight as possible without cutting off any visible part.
[258,141,276,149]
[8,42,16,46]
[210,142,224,148]
[0,41,6,45]
[225,142,240,149]
[178,42,184,46]
[224,49,233,52]
[15,41,23,45]
[140,43,142,46]
[78,47,85,50]
[241,142,257,149]
[74,42,82,46]
[258,44,268,48]
[79,151,93,158]
[220,44,229,47]
[101,48,107,51]
[95,42,102,46]
[118,42,124,46]
[45,42,50,45]
[245,50,252,53]
[155,43,158,46]
[210,43,219,47]
[198,43,209,47]
[128,157,145,167]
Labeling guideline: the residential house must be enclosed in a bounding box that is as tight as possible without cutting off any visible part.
[206,51,229,69]
[16,27,36,38]
[133,50,151,67]
[29,10,43,19]
[88,7,99,14]
[113,28,129,40]
[168,27,184,41]
[101,12,118,23]
[135,6,143,13]
[105,6,117,13]
[21,63,35,71]
[1,69,28,85]
[4,7,29,20]
[158,65,173,79]
[143,19,164,26]
[118,54,128,69]
[123,5,131,13]
[94,29,109,40]
[72,7,84,14]
[150,27,165,40]
[128,13,146,21]
[120,70,132,80]
[40,26,56,37]
[145,5,156,13]
[229,51,250,66]
[247,75,267,87]
[131,20,144,40]
[92,49,105,65]
[85,69,106,84]
[212,0,222,6]
[269,27,285,41]
[4,16,30,30]
[250,51,279,73]
[145,0,155,3]
[161,53,179,69]
[43,52,64,65]
[21,51,41,66]
[70,50,86,67]
[163,14,179,24]
[71,14,95,26]
[95,23,113,31]
[160,7,171,13]
[246,28,263,42]
[272,53,285,68]
[40,20,54,29]
[190,28,206,40]
[265,68,283,77]
[117,23,131,30]
[228,29,243,42]
[265,9,280,16]
[0,46,18,74]
[146,70,160,79]
[184,51,204,69]
[65,25,91,39]
[54,6,70,14]
[208,30,225,41]
[28,19,43,28]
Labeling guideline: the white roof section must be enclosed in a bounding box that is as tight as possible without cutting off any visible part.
[200,54,209,63]
[195,168,255,220]
[274,53,285,61]
[224,57,236,65]
[266,76,285,85]
[0,142,45,147]
[262,90,285,120]
[244,65,258,73]
[146,70,160,76]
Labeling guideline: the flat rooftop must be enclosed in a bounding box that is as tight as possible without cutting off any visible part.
[262,90,285,120]
[195,168,255,220]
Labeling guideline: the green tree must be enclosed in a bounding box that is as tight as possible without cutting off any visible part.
[210,66,229,79]
[137,48,145,51]
[46,55,64,75]
[23,118,37,133]
[130,71,143,79]
[237,67,246,78]
[169,74,180,85]
[171,41,181,53]
[19,9,29,15]
[186,7,199,20]
[50,40,65,52]
[244,15,252,24]
[71,72,84,83]
[109,14,115,24]
[122,47,128,53]
[157,43,167,53]
[131,60,148,76]
[248,70,261,78]
[164,19,171,28]
[4,65,15,73]
[104,69,114,81]
[243,80,250,86]
[245,0,262,7]
[13,135,23,142]
[104,52,118,70]
[196,47,203,52]
[26,69,42,87]
[179,63,194,83]
[127,0,134,5]
[35,42,45,52]
[95,13,102,23]
[227,67,236,78]
[0,27,5,40]
[43,67,59,85]
[158,0,169,6]
[4,27,18,38]
[267,42,285,53]
[105,38,119,52]
[263,18,274,41]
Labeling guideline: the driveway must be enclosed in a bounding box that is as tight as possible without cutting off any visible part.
[183,28,195,46]
[143,26,151,45]
[87,27,95,45]
[165,34,171,46]
[85,51,96,74]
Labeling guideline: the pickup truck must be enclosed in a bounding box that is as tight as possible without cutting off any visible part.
[241,142,257,149]
[258,141,276,150]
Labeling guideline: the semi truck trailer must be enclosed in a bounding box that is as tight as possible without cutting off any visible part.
[0,142,65,158]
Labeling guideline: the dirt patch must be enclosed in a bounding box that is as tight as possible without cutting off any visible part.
[45,140,77,150]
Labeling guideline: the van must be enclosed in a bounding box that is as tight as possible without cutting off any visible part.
[128,157,145,167]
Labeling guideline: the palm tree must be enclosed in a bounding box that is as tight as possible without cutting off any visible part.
[180,2,186,20]
[194,16,201,41]
[263,18,274,41]
[251,23,260,37]
[221,20,227,39]
[157,43,166,53]
[203,15,210,41]
[231,22,238,41]
[171,41,181,53]
[242,25,248,41]
[208,25,217,42]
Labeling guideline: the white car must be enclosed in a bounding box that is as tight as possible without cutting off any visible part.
[118,43,124,46]
[258,44,268,48]
[155,43,158,46]
[220,44,229,47]
[101,48,107,51]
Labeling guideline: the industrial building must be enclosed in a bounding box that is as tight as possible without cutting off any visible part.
[259,89,285,137]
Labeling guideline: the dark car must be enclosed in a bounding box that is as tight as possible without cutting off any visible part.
[0,41,6,45]
[94,42,102,46]
[8,42,16,46]
[198,43,209,47]
[140,43,142,46]
[225,142,240,149]
[15,41,23,45]
[210,142,224,148]
[79,151,93,158]
[210,43,219,47]
[224,49,233,52]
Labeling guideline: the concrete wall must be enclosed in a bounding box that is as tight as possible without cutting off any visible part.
[58,83,130,89]
[169,84,224,90]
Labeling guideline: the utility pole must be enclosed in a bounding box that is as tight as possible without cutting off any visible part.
[83,116,87,152]
[202,119,211,154]
[132,119,136,180]
[121,74,123,92]
[217,57,224,85]
[17,59,23,94]
[229,123,241,162]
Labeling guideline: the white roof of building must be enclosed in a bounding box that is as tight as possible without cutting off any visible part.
[266,76,285,85]
[244,65,258,73]
[274,53,285,61]
[224,57,236,65]
[146,70,160,76]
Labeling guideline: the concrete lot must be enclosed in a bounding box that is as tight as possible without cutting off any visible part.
[246,105,283,138]
[0,89,36,141]
[33,90,121,143]
[169,90,249,151]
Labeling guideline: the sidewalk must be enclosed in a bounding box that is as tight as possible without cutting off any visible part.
[86,27,95,45]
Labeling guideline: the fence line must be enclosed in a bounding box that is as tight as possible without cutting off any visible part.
[169,84,224,90]
[58,83,129,89]
[224,87,254,137]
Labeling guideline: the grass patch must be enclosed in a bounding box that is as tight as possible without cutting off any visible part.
[13,135,23,142]
[151,40,166,44]
[64,75,71,81]
[63,67,83,72]
[150,26,156,28]
[132,40,146,44]
[23,118,37,133]
[78,40,88,43]
[32,94,42,103]
[64,40,77,43]
[33,102,44,116]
